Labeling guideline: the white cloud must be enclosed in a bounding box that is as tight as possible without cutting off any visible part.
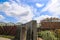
[0,15,5,20]
[36,3,44,7]
[33,0,60,23]
[41,0,60,16]
[0,1,34,23]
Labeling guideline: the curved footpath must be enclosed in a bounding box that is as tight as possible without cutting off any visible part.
[0,37,11,40]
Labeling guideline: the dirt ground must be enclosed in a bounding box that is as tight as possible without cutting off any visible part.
[0,37,43,40]
[0,37,11,40]
[37,38,43,40]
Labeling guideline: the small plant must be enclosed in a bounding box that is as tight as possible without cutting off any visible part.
[0,26,17,36]
[0,35,15,39]
[38,31,57,40]
[55,29,60,40]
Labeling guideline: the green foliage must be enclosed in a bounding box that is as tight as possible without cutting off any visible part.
[0,35,15,39]
[0,26,17,36]
[55,29,60,40]
[38,31,57,40]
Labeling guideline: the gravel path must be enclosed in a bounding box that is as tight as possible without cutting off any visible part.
[0,37,11,40]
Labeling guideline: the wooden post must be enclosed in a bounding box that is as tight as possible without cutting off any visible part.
[26,21,32,40]
[32,20,37,40]
[20,24,27,40]
[14,20,37,40]
[14,25,21,40]
[26,20,37,40]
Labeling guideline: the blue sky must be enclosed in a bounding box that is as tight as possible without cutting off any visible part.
[0,0,60,23]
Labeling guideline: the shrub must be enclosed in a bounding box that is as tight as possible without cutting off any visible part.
[55,29,60,40]
[38,31,57,40]
[0,35,15,39]
[0,26,17,36]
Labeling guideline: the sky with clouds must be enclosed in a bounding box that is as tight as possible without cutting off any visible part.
[0,0,60,23]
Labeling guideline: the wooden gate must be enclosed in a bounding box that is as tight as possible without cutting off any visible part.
[14,20,37,40]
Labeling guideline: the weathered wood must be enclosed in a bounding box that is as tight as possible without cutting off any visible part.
[14,25,21,40]
[14,20,37,40]
[26,20,37,40]
[32,20,37,40]
[20,24,27,40]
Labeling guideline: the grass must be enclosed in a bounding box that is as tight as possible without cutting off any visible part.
[0,35,15,39]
